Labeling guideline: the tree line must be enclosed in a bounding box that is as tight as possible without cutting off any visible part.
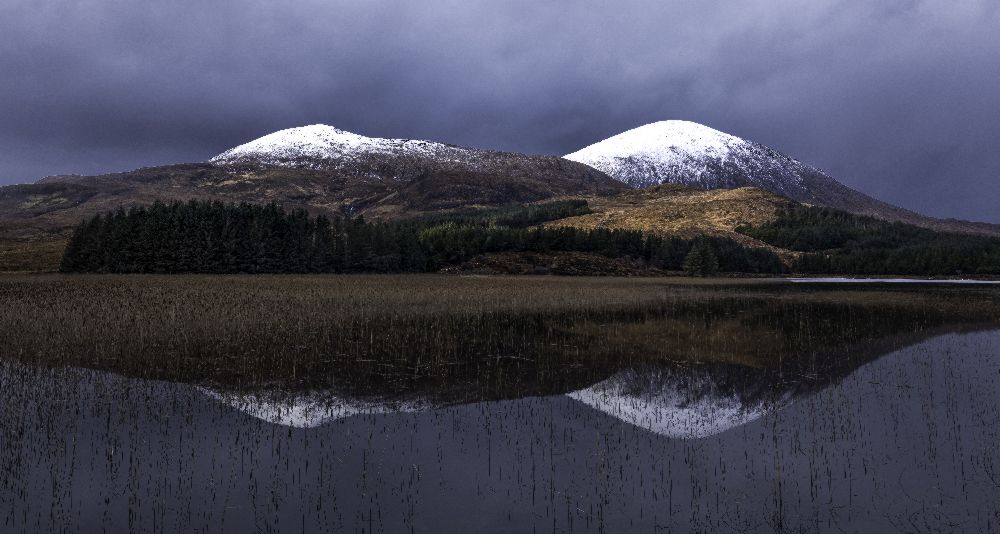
[739,206,1000,276]
[60,200,786,275]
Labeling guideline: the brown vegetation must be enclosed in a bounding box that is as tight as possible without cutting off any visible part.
[0,239,66,272]
[545,185,799,261]
[442,251,671,276]
[547,185,794,237]
[1,274,997,396]
[0,159,622,243]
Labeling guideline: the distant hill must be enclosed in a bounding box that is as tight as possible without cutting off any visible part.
[0,125,623,241]
[564,120,1000,237]
[2,121,998,272]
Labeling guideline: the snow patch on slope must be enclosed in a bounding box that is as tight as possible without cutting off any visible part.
[209,124,464,169]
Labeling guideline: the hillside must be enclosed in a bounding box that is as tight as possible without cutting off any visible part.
[0,177,621,273]
[547,185,793,236]
[740,205,1000,276]
[0,126,624,270]
[565,121,1000,237]
[543,185,797,258]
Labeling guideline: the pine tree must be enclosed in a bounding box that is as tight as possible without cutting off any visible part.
[684,239,719,277]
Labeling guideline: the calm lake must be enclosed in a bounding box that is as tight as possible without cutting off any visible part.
[1,276,999,533]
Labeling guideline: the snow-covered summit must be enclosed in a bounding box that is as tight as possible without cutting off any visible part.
[205,123,624,199]
[566,121,745,165]
[210,124,462,168]
[564,120,814,196]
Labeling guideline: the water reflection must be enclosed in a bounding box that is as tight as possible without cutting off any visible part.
[3,332,1000,532]
[201,388,430,428]
[202,366,796,437]
[567,366,793,439]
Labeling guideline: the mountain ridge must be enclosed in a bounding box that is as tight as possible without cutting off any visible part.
[563,120,997,235]
[0,123,626,242]
[2,121,999,272]
[211,124,474,169]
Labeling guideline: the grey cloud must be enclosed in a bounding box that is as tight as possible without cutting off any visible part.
[1,0,997,222]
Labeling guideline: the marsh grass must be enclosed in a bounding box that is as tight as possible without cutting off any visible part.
[0,239,65,272]
[1,274,998,398]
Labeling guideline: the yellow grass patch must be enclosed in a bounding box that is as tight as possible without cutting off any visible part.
[546,185,800,261]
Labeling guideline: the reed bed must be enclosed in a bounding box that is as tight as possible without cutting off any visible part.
[1,274,998,396]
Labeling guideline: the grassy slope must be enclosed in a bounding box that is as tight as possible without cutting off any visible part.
[0,161,623,242]
[547,185,793,237]
[542,184,800,262]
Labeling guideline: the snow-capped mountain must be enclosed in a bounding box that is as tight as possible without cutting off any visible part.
[565,120,821,197]
[5,122,998,250]
[203,123,623,210]
[211,124,480,170]
[211,124,616,182]
[563,120,932,224]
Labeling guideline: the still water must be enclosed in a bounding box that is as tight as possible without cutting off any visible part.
[2,330,999,533]
[787,277,1000,284]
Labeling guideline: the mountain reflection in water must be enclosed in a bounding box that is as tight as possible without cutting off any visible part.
[3,329,999,533]
[204,364,798,438]
[567,367,793,439]
[200,388,430,428]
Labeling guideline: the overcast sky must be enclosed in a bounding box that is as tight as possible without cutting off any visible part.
[2,0,998,222]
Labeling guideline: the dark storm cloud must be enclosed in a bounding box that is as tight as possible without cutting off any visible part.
[1,0,998,221]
